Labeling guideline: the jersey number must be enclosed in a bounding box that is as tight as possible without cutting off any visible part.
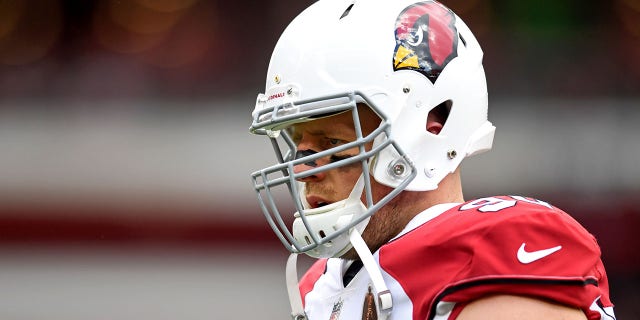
[459,196,551,213]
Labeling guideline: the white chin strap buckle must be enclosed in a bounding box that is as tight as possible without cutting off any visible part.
[349,230,393,313]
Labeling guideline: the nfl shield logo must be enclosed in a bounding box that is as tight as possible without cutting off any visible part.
[329,298,344,320]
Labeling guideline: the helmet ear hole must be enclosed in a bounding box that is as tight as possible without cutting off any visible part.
[426,100,452,135]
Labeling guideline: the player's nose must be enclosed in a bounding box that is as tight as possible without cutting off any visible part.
[293,149,326,181]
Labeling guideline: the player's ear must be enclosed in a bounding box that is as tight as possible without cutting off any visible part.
[427,121,443,135]
[426,101,451,135]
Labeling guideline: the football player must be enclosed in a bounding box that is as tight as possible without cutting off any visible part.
[249,1,615,319]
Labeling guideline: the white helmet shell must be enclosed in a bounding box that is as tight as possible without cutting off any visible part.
[261,0,494,191]
[250,0,495,257]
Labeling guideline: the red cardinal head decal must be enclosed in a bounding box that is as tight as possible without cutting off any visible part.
[393,1,458,83]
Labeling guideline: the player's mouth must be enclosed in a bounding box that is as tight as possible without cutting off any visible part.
[306,196,332,209]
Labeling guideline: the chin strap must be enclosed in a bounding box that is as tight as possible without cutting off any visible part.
[286,253,307,320]
[350,230,393,319]
[286,172,391,319]
[285,235,393,320]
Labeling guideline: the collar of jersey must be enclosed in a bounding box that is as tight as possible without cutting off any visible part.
[389,202,461,242]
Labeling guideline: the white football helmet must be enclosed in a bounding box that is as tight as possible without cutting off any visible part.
[250,0,495,258]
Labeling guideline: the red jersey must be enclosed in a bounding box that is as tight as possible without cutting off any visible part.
[299,196,615,320]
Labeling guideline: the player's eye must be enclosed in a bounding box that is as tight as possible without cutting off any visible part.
[329,154,352,163]
[328,138,341,145]
[285,127,301,144]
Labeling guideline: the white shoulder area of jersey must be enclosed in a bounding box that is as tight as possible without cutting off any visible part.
[390,202,461,242]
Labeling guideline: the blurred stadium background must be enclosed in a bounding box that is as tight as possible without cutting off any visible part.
[0,0,638,319]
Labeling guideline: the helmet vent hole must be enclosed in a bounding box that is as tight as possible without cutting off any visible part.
[319,230,327,238]
[339,3,354,20]
[426,100,452,135]
[304,236,311,245]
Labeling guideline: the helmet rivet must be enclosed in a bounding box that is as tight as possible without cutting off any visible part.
[393,163,405,176]
[286,87,293,95]
[274,74,281,84]
[402,86,410,94]
[447,149,457,159]
[388,159,411,179]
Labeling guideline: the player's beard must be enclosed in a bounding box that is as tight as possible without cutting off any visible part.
[340,189,410,261]
[301,172,412,261]
[304,183,338,203]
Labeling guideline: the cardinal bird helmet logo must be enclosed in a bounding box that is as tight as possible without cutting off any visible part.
[393,1,458,83]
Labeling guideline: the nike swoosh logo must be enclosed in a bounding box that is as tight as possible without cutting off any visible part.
[517,243,562,264]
